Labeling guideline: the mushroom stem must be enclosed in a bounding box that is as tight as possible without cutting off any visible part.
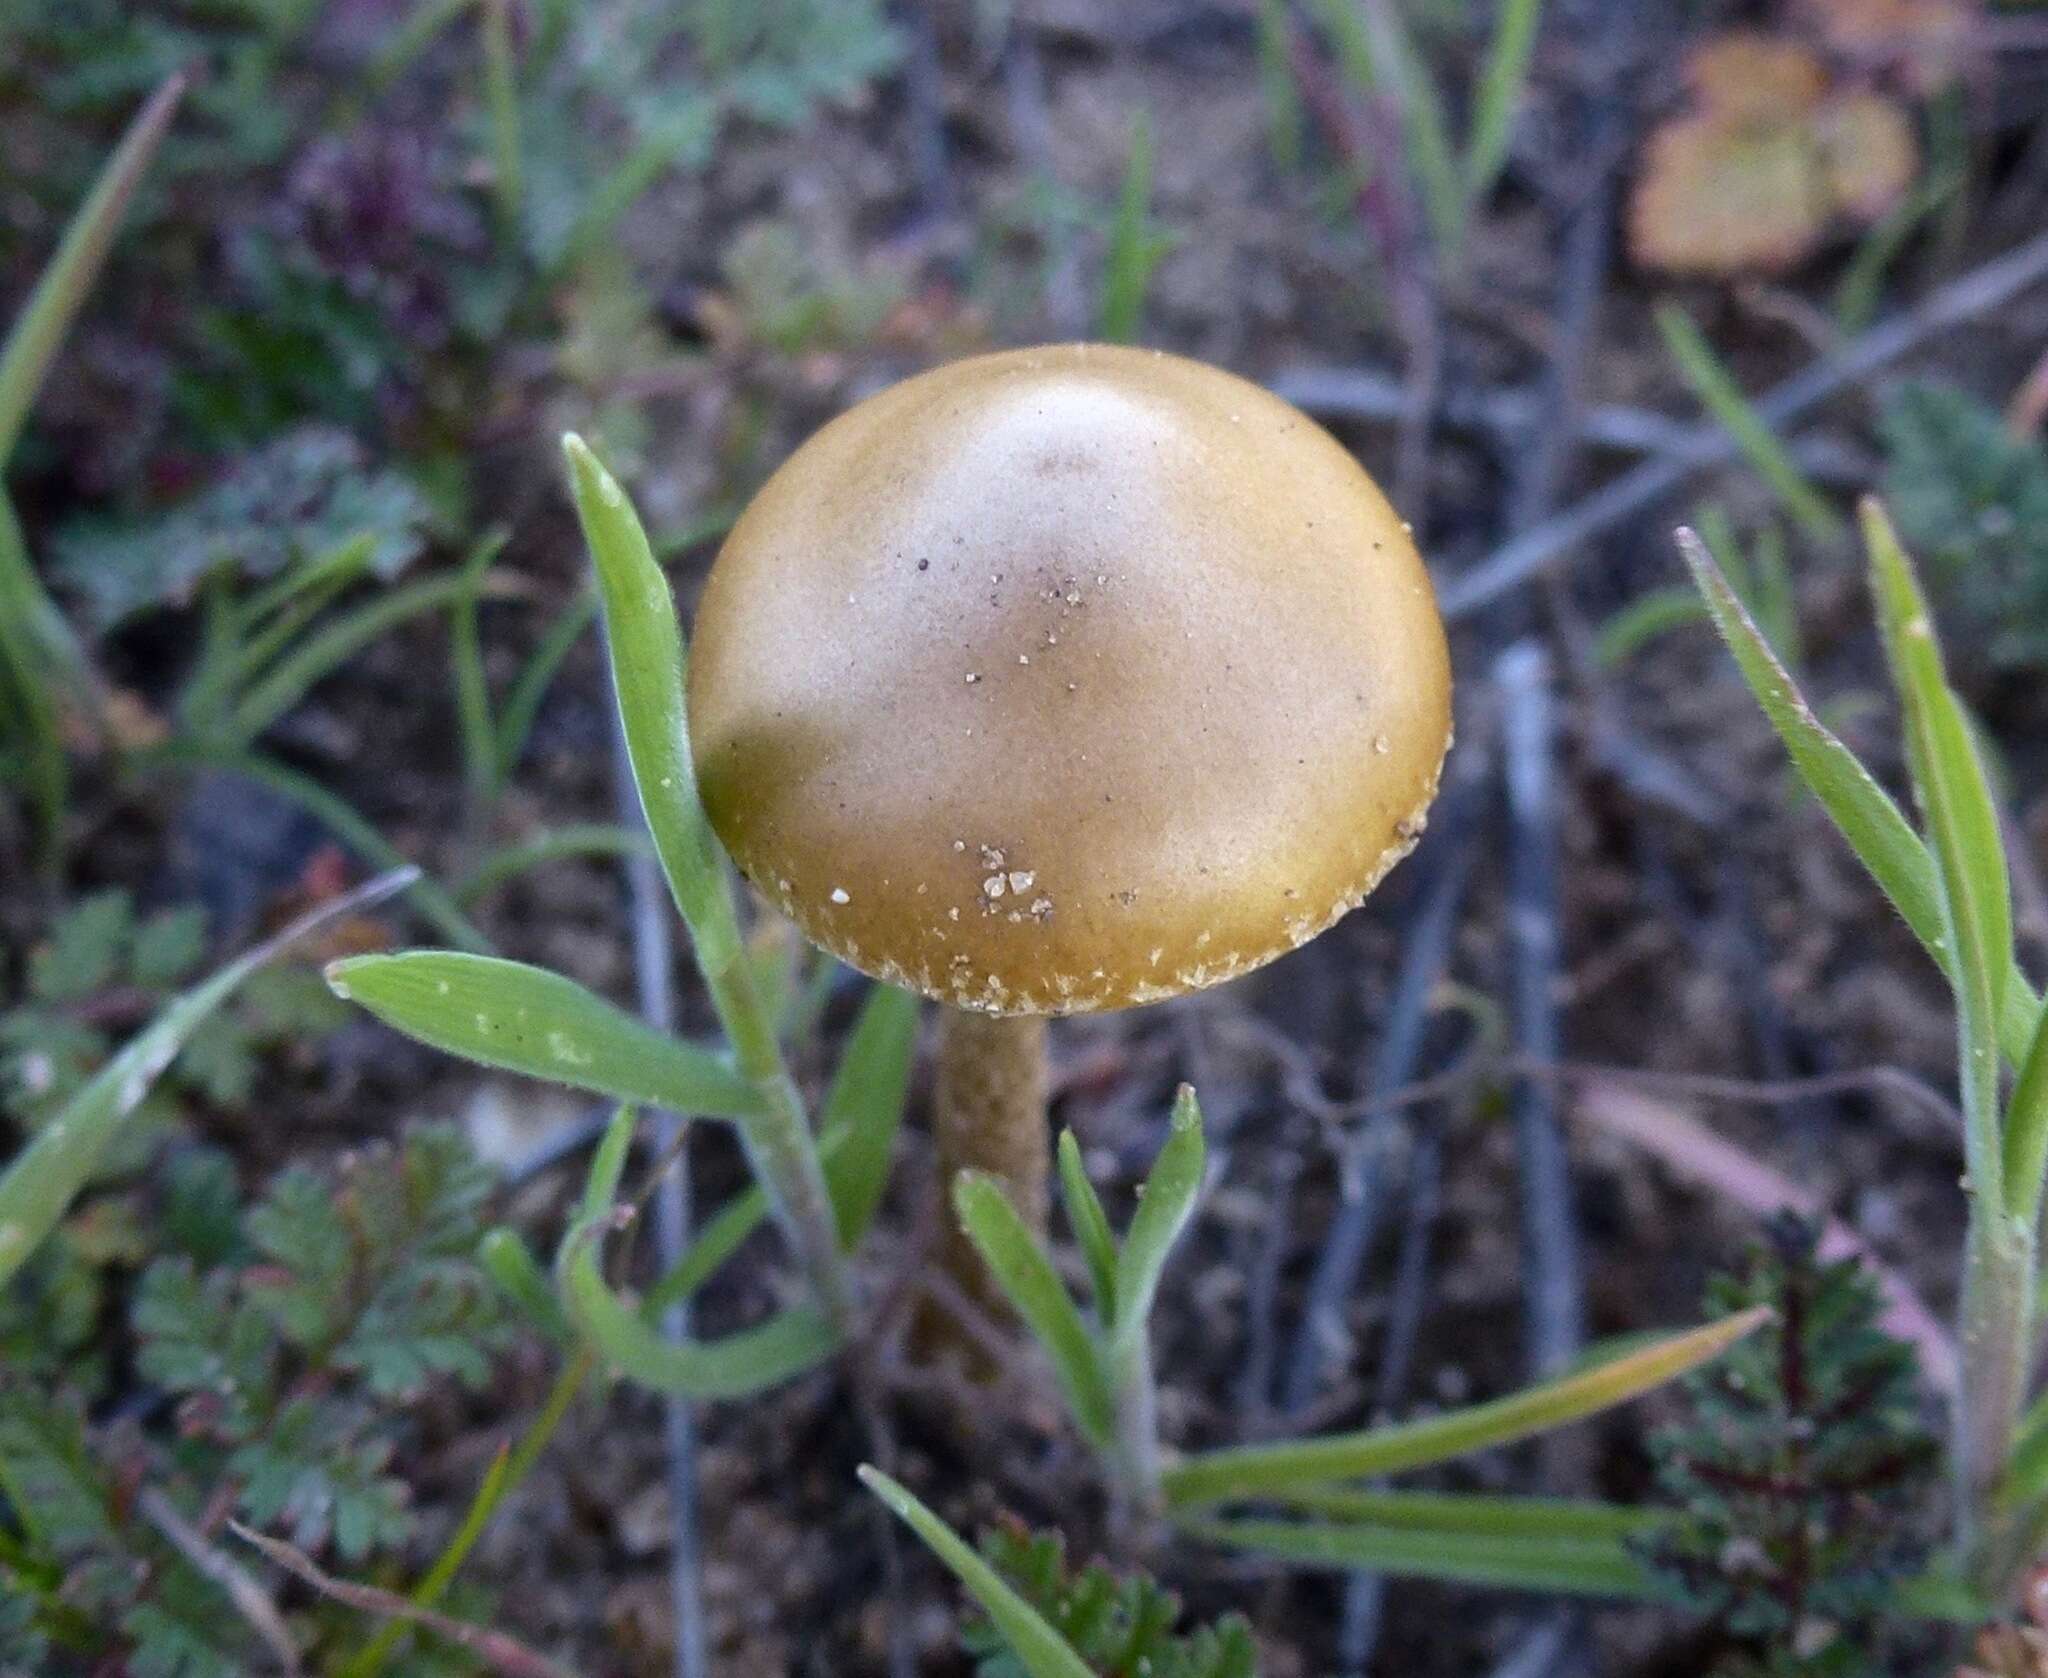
[935,1009,1050,1301]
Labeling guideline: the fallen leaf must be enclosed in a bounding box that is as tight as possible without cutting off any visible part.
[1629,31,1920,275]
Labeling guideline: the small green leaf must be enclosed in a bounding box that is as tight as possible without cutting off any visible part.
[562,434,743,979]
[819,983,918,1247]
[0,74,186,466]
[1256,1486,1659,1542]
[858,1467,1096,1678]
[1185,1516,1664,1600]
[0,872,415,1289]
[1160,1306,1770,1509]
[555,1107,835,1397]
[2004,992,2048,1231]
[327,951,766,1122]
[1658,306,1844,547]
[477,1227,570,1346]
[1056,1130,1118,1323]
[953,1172,1114,1448]
[1864,498,2012,1208]
[1677,528,2044,1067]
[1109,1084,1205,1359]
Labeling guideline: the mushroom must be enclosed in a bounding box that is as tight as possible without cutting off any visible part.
[687,343,1451,1317]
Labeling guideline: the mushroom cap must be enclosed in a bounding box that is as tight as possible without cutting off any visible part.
[687,343,1451,1016]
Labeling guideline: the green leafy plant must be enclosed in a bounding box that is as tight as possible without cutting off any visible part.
[323,437,918,1403]
[0,1123,511,1675]
[1290,0,1546,269]
[1679,499,2048,1608]
[1,888,346,1171]
[1880,381,2048,671]
[954,1085,1767,1593]
[961,1523,1257,1678]
[0,74,182,868]
[1638,1213,1939,1674]
[861,1479,1257,1678]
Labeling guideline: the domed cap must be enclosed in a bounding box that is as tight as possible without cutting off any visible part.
[687,344,1451,1015]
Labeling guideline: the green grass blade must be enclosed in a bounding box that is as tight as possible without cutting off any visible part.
[0,870,415,1287]
[1675,527,2048,1062]
[1098,113,1169,344]
[556,1107,835,1396]
[1591,587,1707,669]
[562,435,743,979]
[0,74,186,466]
[953,1171,1115,1448]
[1257,0,1304,171]
[228,540,378,690]
[450,530,506,805]
[238,532,378,629]
[858,1468,1096,1678]
[454,823,649,905]
[1185,1516,1664,1600]
[1656,305,1844,547]
[326,950,767,1122]
[480,0,522,239]
[140,744,489,952]
[1056,1130,1119,1323]
[1160,1306,1768,1508]
[1108,1084,1205,1360]
[1361,0,1466,257]
[1864,499,2011,1207]
[1463,0,1543,206]
[2005,998,2048,1232]
[228,571,479,746]
[1255,1486,1660,1542]
[476,1226,570,1345]
[819,983,918,1247]
[0,505,66,867]
[640,987,917,1314]
[492,588,597,791]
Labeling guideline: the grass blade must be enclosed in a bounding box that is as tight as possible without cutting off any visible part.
[229,570,480,746]
[454,823,650,905]
[480,0,522,238]
[1259,1486,1659,1542]
[858,1468,1096,1678]
[477,1226,571,1345]
[1864,500,2011,1205]
[0,870,416,1288]
[1463,0,1543,206]
[1098,113,1170,344]
[1108,1084,1205,1358]
[326,951,767,1122]
[1056,1130,1118,1322]
[1362,0,1467,257]
[492,589,597,792]
[640,985,918,1314]
[562,434,743,981]
[555,1106,835,1396]
[1160,1307,1768,1508]
[2005,1000,2048,1232]
[1185,1516,1663,1600]
[141,743,489,952]
[1657,306,1844,547]
[1675,529,2043,1065]
[953,1171,1114,1448]
[449,530,506,805]
[0,74,186,465]
[819,983,918,1247]
[0,498,66,866]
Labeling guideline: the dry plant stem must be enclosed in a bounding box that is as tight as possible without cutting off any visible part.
[936,1009,1050,1304]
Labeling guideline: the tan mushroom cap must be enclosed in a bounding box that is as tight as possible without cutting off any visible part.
[687,343,1452,1016]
